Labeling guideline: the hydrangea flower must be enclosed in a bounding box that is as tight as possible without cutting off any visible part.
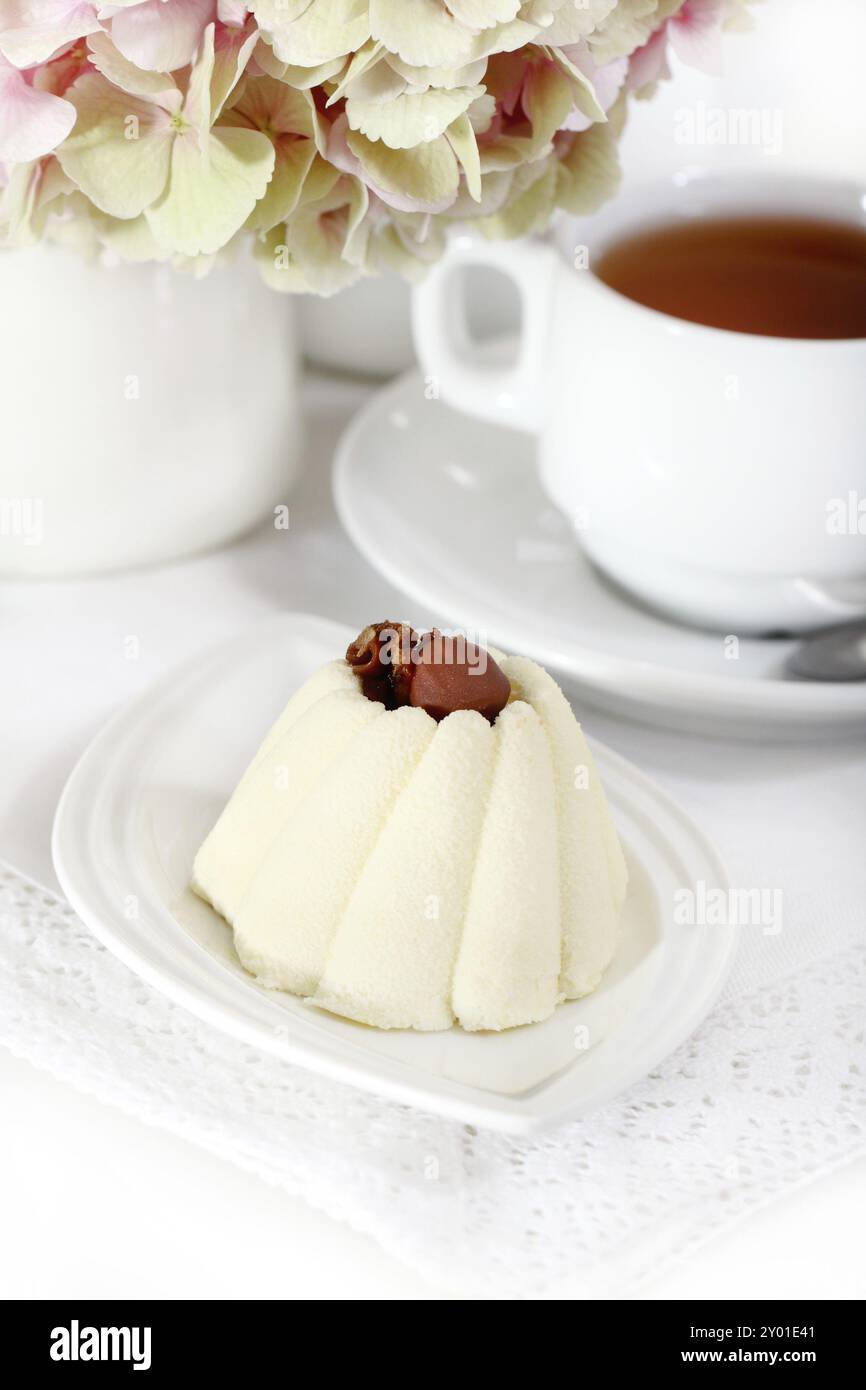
[0,0,753,292]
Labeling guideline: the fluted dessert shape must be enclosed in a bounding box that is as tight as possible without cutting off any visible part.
[191,673,380,924]
[501,655,628,999]
[192,652,628,1032]
[235,705,434,997]
[313,708,496,1031]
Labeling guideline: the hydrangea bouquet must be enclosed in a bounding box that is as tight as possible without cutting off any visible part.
[0,0,751,294]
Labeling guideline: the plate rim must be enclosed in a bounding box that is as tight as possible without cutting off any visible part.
[333,370,866,724]
[52,611,739,1135]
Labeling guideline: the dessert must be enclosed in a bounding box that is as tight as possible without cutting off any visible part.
[192,623,628,1032]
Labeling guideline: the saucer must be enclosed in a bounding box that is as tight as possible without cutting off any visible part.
[333,370,866,739]
[52,612,735,1134]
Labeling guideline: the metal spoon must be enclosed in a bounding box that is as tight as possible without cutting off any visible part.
[785,620,866,681]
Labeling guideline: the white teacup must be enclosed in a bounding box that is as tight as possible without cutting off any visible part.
[413,171,866,635]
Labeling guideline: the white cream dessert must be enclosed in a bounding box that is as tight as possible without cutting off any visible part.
[192,623,628,1032]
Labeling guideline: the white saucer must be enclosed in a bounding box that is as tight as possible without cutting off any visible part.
[52,612,736,1134]
[333,371,866,739]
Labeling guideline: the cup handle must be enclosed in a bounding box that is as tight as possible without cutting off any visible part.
[412,230,558,434]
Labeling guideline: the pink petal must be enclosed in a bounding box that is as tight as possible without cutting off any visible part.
[110,0,216,72]
[0,55,75,161]
[217,0,249,24]
[626,26,671,92]
[0,2,100,68]
[669,0,727,77]
[560,44,627,132]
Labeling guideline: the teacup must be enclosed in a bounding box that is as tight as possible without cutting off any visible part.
[413,170,866,635]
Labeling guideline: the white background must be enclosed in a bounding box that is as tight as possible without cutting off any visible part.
[3,0,866,1300]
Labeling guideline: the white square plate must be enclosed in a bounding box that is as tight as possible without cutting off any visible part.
[52,612,736,1133]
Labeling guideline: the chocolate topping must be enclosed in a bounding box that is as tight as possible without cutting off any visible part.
[346,622,510,724]
[410,635,511,723]
[345,621,418,709]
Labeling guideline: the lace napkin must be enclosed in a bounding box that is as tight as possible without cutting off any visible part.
[1,860,863,1299]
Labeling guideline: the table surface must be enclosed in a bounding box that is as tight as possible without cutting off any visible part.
[2,371,864,1300]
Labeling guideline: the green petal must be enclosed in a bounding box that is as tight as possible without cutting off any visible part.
[257,172,370,294]
[93,210,172,262]
[222,75,320,231]
[524,60,582,144]
[277,57,347,90]
[479,158,557,239]
[326,40,386,105]
[478,56,591,176]
[251,37,289,79]
[584,1,680,64]
[246,135,317,231]
[1,162,41,245]
[255,215,365,296]
[547,45,606,124]
[467,91,496,134]
[183,22,216,137]
[369,0,475,68]
[43,192,102,259]
[227,76,316,139]
[146,125,275,256]
[254,0,370,67]
[254,224,310,293]
[445,112,481,202]
[58,74,173,220]
[385,55,488,90]
[340,177,370,265]
[555,100,625,217]
[347,83,484,150]
[370,220,444,281]
[447,0,520,24]
[448,164,512,219]
[295,153,343,207]
[347,127,459,210]
[469,17,537,62]
[544,0,618,48]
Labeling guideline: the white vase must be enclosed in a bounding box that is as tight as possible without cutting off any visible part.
[298,268,520,379]
[0,246,300,576]
[298,273,415,378]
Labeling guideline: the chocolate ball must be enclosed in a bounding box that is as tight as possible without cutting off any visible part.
[408,633,510,724]
[346,621,417,709]
[346,622,511,724]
